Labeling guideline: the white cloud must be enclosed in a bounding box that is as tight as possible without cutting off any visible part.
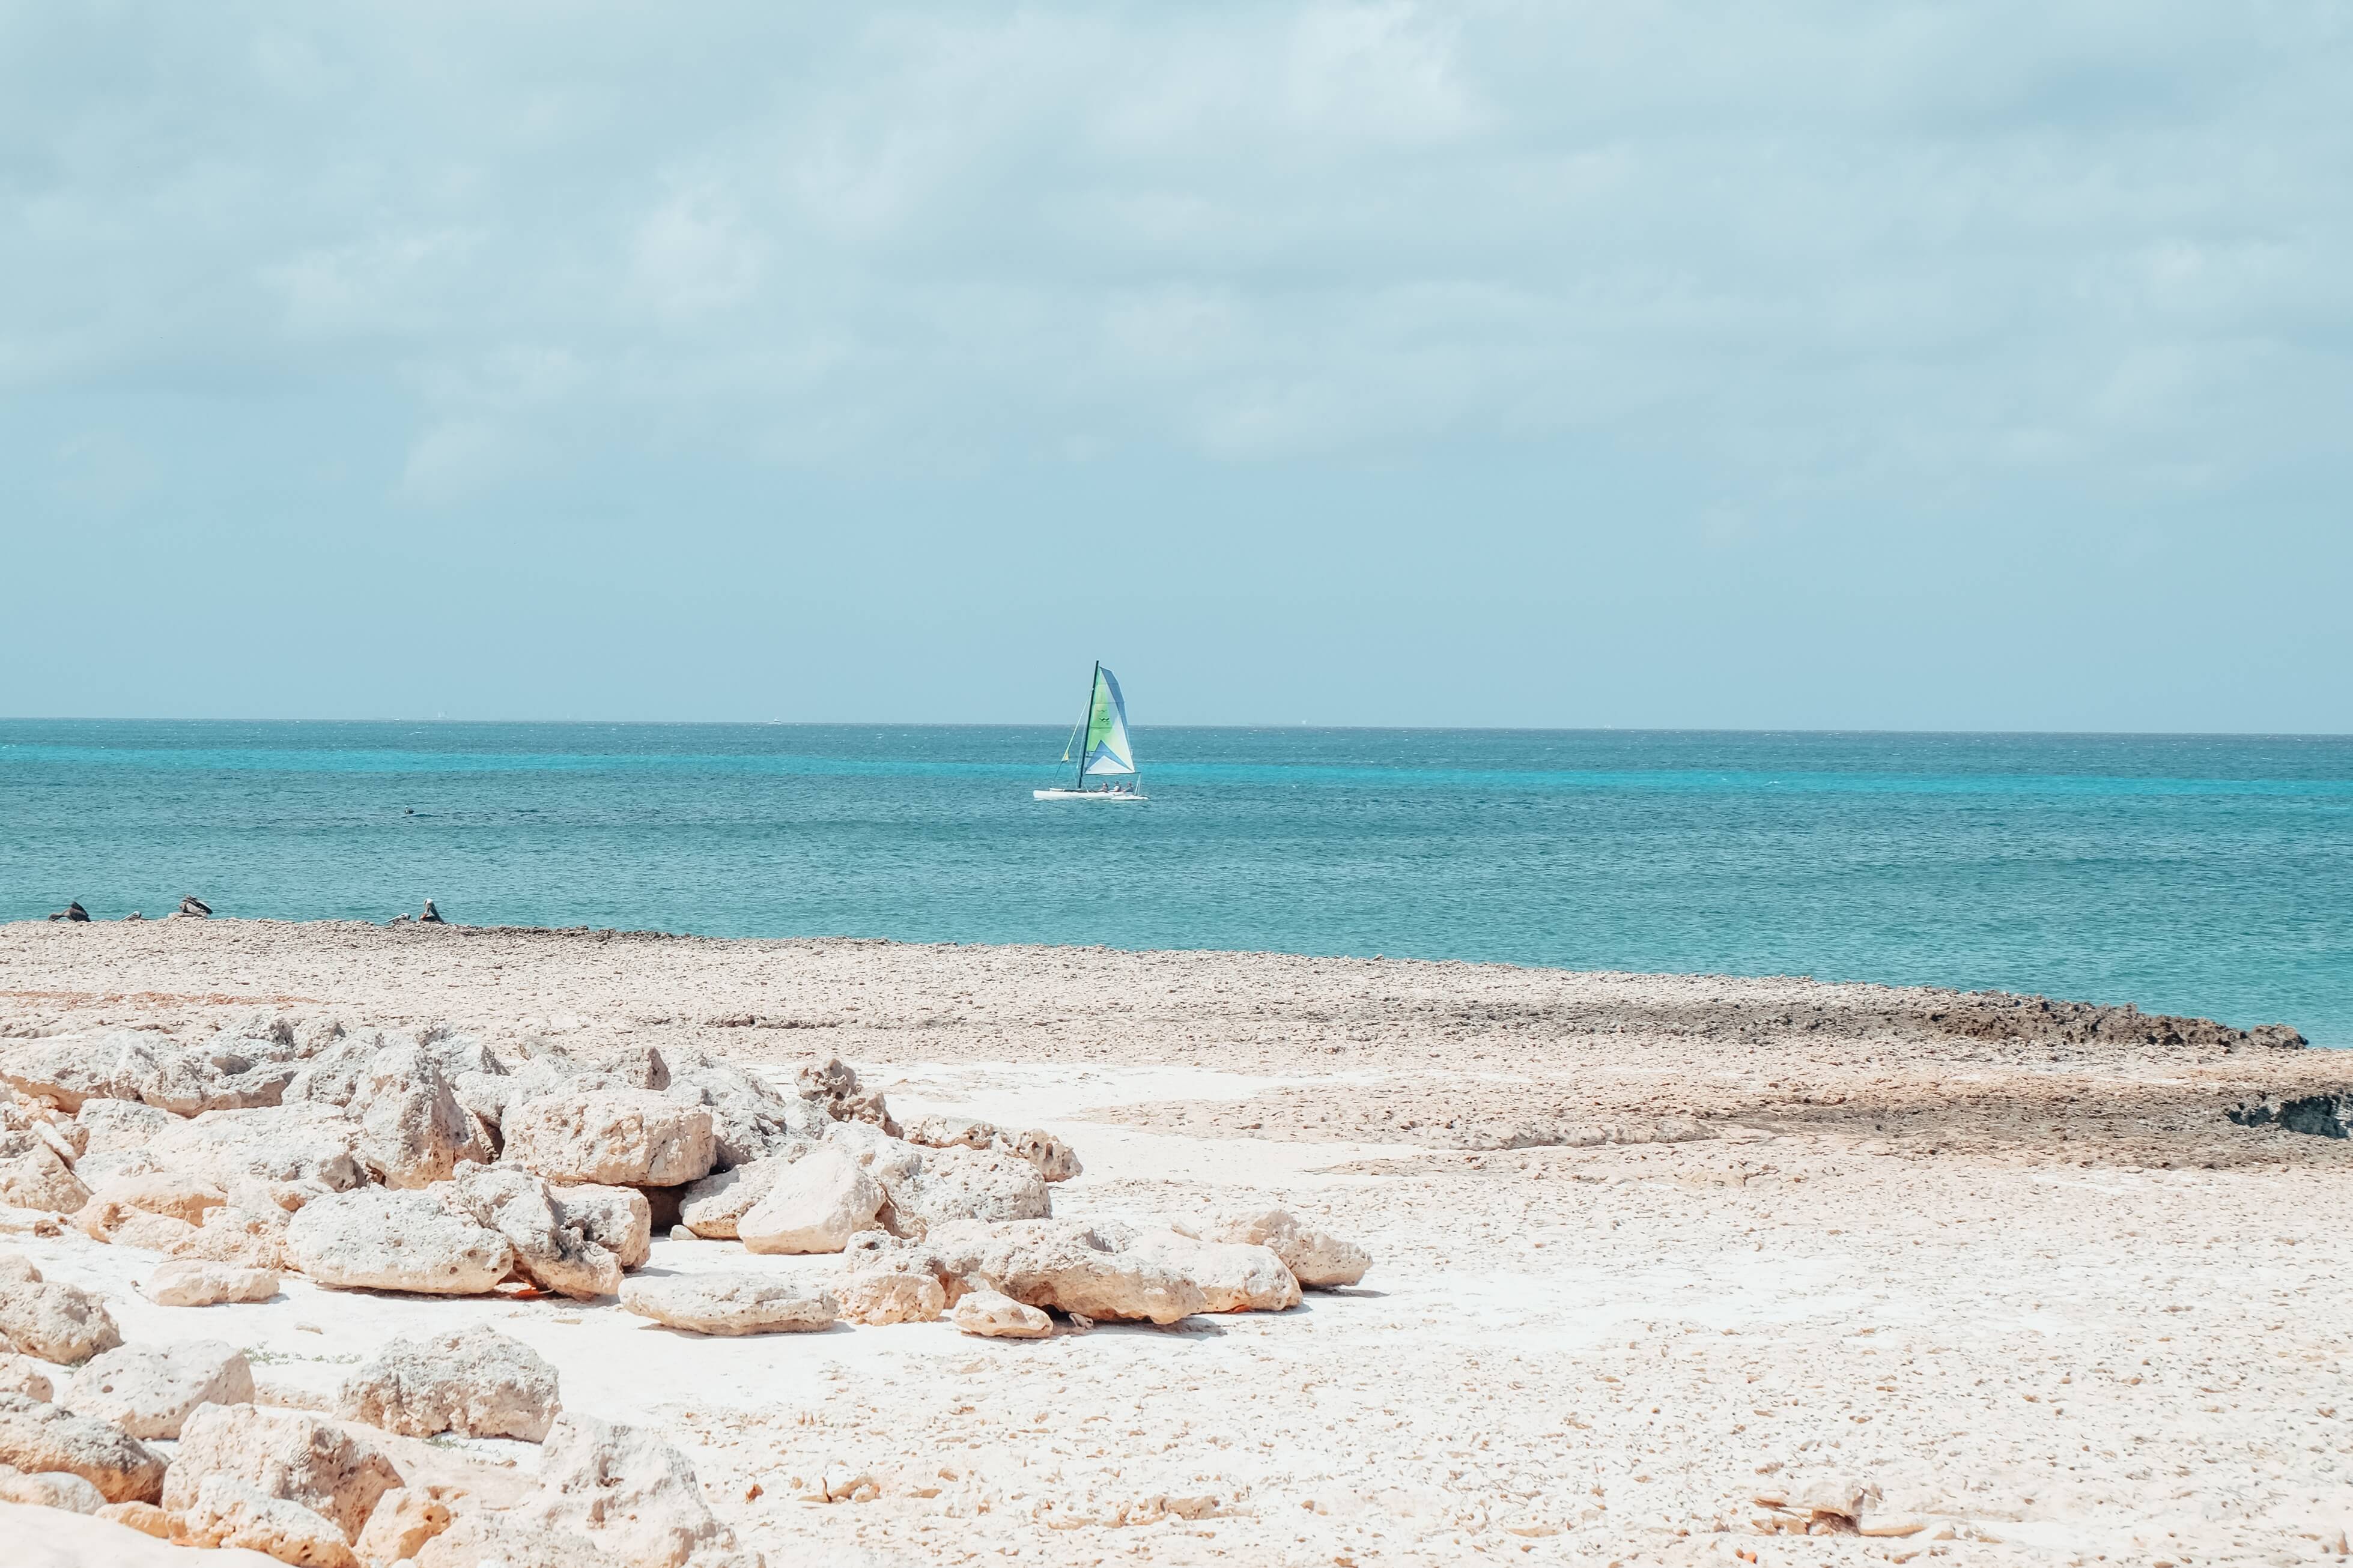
[0,0,2345,503]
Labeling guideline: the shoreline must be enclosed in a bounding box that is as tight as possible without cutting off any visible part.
[3,919,2351,1563]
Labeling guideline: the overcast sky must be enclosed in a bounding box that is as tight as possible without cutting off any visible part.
[4,2,2348,729]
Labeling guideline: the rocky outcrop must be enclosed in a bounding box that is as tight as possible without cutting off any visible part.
[926,1220,1206,1325]
[347,1043,487,1189]
[177,1475,359,1567]
[551,1181,652,1270]
[2228,1093,2352,1138]
[284,1188,515,1295]
[0,1389,165,1503]
[164,1197,298,1273]
[1188,1208,1371,1288]
[65,1339,254,1438]
[738,1144,881,1254]
[76,1172,228,1231]
[417,1512,600,1567]
[660,1049,828,1167]
[619,1273,837,1336]
[445,1166,624,1299]
[836,1255,947,1325]
[352,1485,457,1564]
[882,1146,1049,1239]
[1004,1128,1083,1183]
[150,1106,368,1192]
[952,1289,1051,1339]
[501,1091,715,1187]
[0,1352,55,1399]
[0,1137,91,1215]
[0,1251,123,1364]
[335,1326,561,1441]
[1922,993,2309,1052]
[797,1056,896,1136]
[0,1031,296,1116]
[502,1412,751,1567]
[0,1467,106,1512]
[166,1402,401,1542]
[1119,1230,1300,1312]
[677,1154,801,1239]
[145,1260,280,1307]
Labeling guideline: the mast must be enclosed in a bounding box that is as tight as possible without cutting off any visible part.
[1075,662,1099,790]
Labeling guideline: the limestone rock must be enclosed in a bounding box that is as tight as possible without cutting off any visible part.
[77,1172,228,1229]
[66,1339,254,1438]
[0,1352,54,1400]
[96,1498,173,1537]
[1120,1230,1301,1313]
[284,1188,515,1296]
[351,1485,457,1563]
[145,1261,281,1308]
[348,1044,485,1190]
[335,1326,560,1442]
[1194,1208,1371,1288]
[678,1153,806,1240]
[0,1143,92,1214]
[166,1199,296,1273]
[167,1402,402,1542]
[658,1048,827,1168]
[0,1389,166,1503]
[507,1412,747,1568]
[835,1264,946,1325]
[796,1056,897,1135]
[737,1144,880,1254]
[902,1114,1000,1151]
[151,1106,368,1192]
[501,1091,715,1187]
[74,1098,176,1155]
[445,1165,620,1300]
[178,1474,359,1567]
[552,1182,652,1270]
[0,1467,108,1512]
[86,1208,199,1253]
[0,1031,296,1117]
[416,1512,600,1568]
[952,1289,1052,1339]
[619,1273,837,1336]
[882,1146,1049,1239]
[1004,1129,1083,1183]
[0,1251,124,1363]
[927,1219,1205,1324]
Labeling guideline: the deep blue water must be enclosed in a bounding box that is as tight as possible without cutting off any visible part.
[2,722,2348,1044]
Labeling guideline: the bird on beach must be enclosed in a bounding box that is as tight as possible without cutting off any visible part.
[177,895,211,918]
[420,899,445,924]
[46,901,89,922]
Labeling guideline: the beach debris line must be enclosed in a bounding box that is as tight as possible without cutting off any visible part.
[0,1022,1372,1564]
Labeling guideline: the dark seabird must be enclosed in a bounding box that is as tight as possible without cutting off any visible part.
[420,899,445,924]
[179,895,211,918]
[46,901,90,922]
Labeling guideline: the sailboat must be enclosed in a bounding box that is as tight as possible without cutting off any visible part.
[1034,662,1148,801]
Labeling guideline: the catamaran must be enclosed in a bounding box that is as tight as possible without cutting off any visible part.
[1035,662,1147,801]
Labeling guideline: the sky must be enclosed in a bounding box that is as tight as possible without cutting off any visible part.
[2,2,2348,731]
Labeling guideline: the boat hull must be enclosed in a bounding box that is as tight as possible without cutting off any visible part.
[1033,788,1149,802]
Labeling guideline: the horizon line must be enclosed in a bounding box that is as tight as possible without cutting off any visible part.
[3,716,2350,742]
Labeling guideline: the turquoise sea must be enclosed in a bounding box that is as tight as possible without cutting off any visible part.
[2,722,2347,1044]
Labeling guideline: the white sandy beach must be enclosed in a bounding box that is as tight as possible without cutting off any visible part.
[2,920,2350,1566]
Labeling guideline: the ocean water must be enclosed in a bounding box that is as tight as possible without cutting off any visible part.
[2,722,2348,1044]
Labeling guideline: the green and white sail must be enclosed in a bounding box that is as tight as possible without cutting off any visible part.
[1069,663,1135,780]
